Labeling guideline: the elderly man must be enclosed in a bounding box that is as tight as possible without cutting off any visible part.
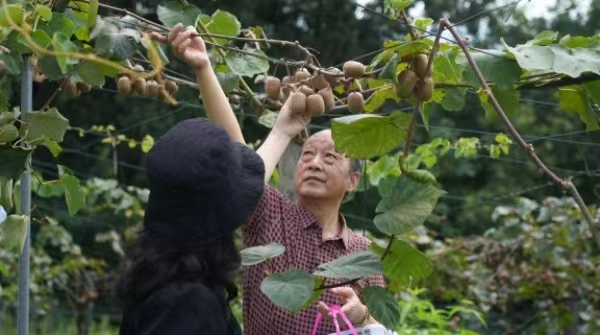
[158,24,385,335]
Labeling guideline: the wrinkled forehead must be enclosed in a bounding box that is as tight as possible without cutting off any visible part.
[302,130,336,151]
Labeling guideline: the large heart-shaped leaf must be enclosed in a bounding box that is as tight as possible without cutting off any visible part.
[225,46,270,77]
[0,124,19,143]
[260,269,315,313]
[51,32,79,73]
[0,146,31,179]
[363,286,401,330]
[240,242,285,266]
[372,240,433,289]
[203,10,241,45]
[374,176,445,235]
[363,87,400,113]
[559,85,599,131]
[313,251,383,280]
[456,50,521,90]
[331,111,412,159]
[0,4,23,27]
[21,108,69,144]
[157,0,202,28]
[58,165,85,216]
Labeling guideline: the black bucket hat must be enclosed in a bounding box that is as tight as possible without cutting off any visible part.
[141,118,265,249]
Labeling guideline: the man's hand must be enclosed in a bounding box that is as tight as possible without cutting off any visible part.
[151,23,210,72]
[317,287,368,326]
[272,93,311,139]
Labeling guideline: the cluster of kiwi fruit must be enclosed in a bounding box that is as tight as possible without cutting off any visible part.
[62,78,92,98]
[395,53,434,101]
[115,65,178,102]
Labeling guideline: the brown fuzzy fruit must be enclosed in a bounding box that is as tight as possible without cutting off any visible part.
[117,76,132,95]
[132,77,146,95]
[264,76,281,100]
[63,79,78,98]
[306,94,325,117]
[312,74,329,90]
[396,69,418,97]
[318,87,335,112]
[299,85,314,96]
[347,92,364,113]
[294,68,311,82]
[77,82,92,93]
[289,92,307,115]
[343,61,366,78]
[325,68,344,86]
[165,80,178,95]
[415,78,434,101]
[146,80,160,97]
[412,54,429,79]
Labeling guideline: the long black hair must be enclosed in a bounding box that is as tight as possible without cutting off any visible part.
[113,228,241,309]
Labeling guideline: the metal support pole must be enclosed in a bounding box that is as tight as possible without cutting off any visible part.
[17,55,32,335]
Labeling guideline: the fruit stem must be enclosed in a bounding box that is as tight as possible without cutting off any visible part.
[440,18,600,247]
[400,9,417,41]
[196,20,266,115]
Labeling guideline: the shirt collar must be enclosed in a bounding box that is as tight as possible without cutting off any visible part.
[297,204,351,250]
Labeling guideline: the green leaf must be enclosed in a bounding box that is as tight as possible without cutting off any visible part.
[372,239,433,288]
[454,137,479,158]
[92,19,140,60]
[559,35,597,48]
[260,269,315,313]
[30,30,52,49]
[559,85,599,131]
[258,110,278,129]
[157,0,203,28]
[203,10,241,45]
[371,40,429,67]
[0,177,13,210]
[0,4,23,27]
[34,5,52,21]
[215,64,240,94]
[58,165,85,216]
[225,46,270,77]
[0,214,28,253]
[364,86,399,113]
[379,53,400,81]
[440,87,467,112]
[495,133,512,145]
[456,50,520,90]
[67,1,91,40]
[42,137,63,158]
[432,52,462,84]
[313,251,383,280]
[525,30,558,46]
[75,60,119,86]
[51,33,79,73]
[0,124,19,143]
[386,0,413,10]
[0,51,24,75]
[549,45,600,78]
[37,56,64,80]
[363,286,401,330]
[404,169,437,185]
[0,146,31,179]
[479,87,520,122]
[240,242,285,266]
[21,108,69,144]
[331,112,412,159]
[374,176,445,235]
[414,17,434,31]
[87,0,98,27]
[141,135,155,153]
[47,13,77,38]
[490,144,501,158]
[367,154,401,186]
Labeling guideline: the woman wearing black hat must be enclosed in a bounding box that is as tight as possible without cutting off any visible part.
[113,117,265,334]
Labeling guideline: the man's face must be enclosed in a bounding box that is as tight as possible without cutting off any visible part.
[294,130,358,202]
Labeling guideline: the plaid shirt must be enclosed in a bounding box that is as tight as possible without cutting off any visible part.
[242,186,386,335]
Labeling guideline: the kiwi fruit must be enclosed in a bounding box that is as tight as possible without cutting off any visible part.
[165,80,178,95]
[132,64,145,72]
[325,68,344,86]
[343,61,366,78]
[132,77,146,95]
[77,82,92,93]
[63,79,79,98]
[265,76,281,100]
[294,68,310,82]
[415,78,434,101]
[347,92,364,113]
[312,74,329,90]
[396,69,418,97]
[146,80,160,97]
[289,92,307,115]
[299,85,314,96]
[412,54,429,79]
[117,76,132,95]
[318,87,335,112]
[306,94,325,117]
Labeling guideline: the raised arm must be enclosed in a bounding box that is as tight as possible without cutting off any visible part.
[152,24,245,144]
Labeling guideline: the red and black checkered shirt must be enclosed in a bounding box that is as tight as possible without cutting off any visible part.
[242,186,386,335]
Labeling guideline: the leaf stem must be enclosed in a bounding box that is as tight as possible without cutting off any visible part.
[440,18,600,247]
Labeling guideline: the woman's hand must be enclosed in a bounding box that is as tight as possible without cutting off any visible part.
[151,23,210,72]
